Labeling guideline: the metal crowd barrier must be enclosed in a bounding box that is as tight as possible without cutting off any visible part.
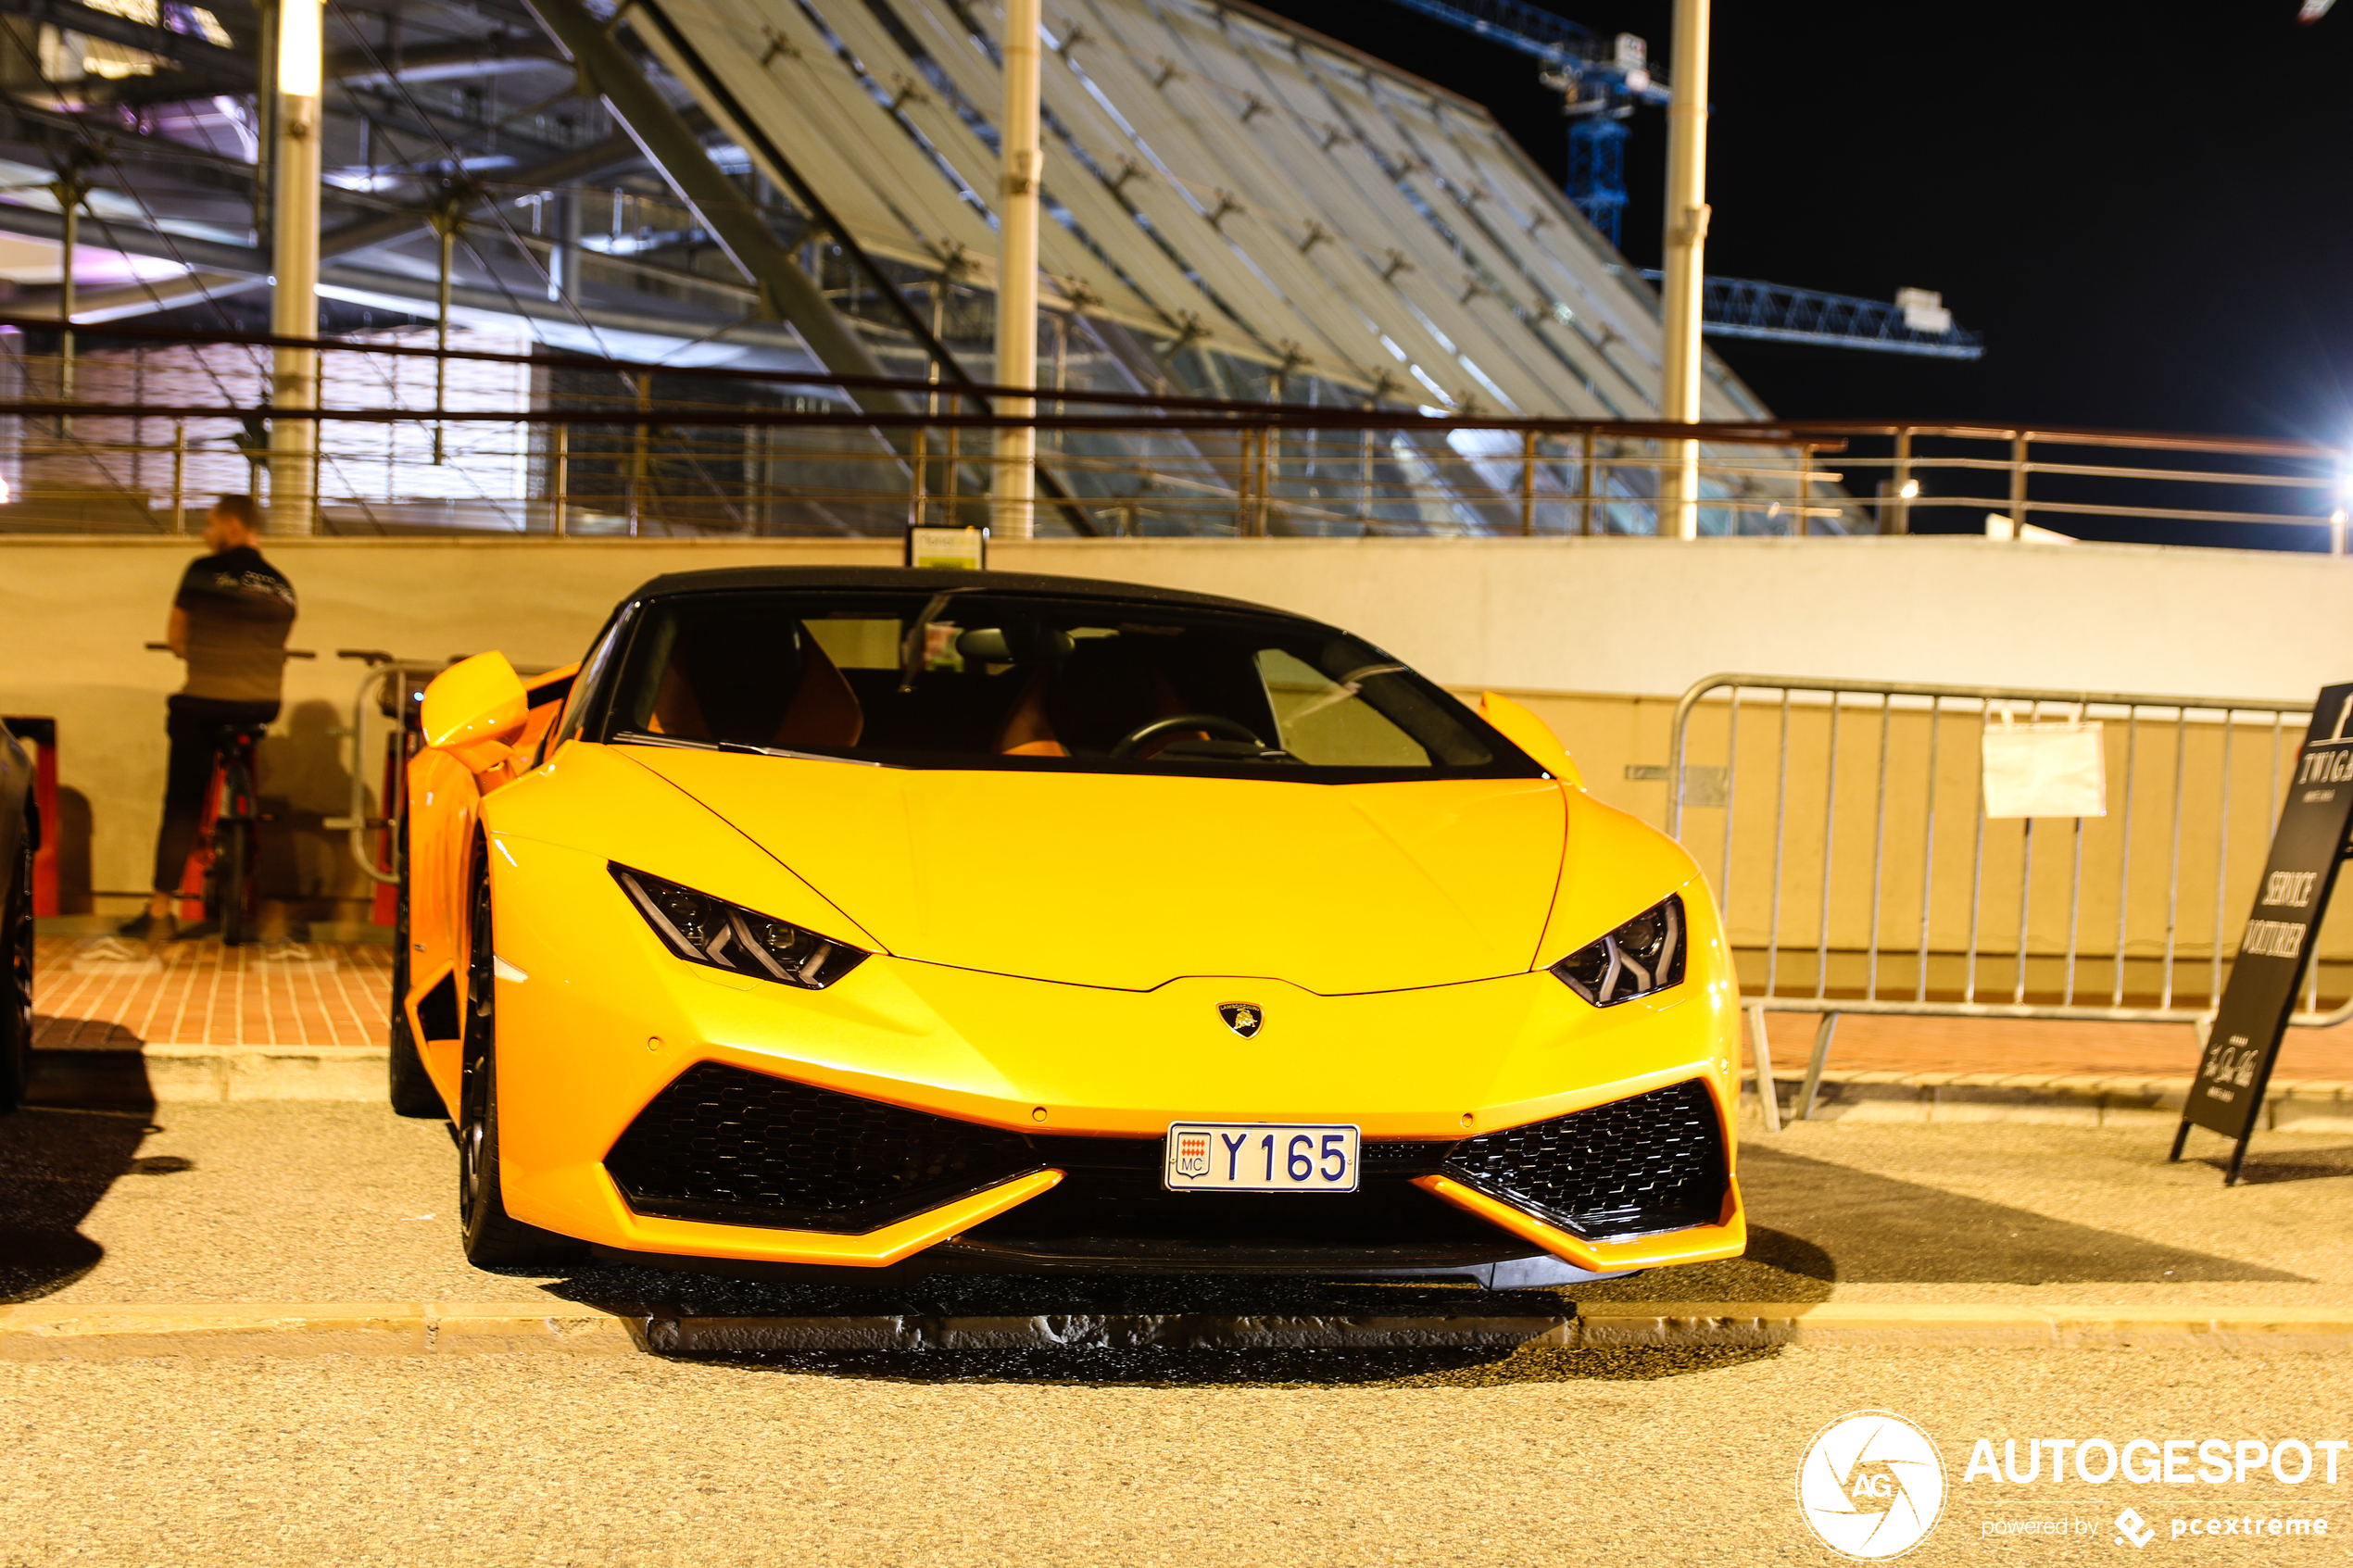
[1663,674,2353,1130]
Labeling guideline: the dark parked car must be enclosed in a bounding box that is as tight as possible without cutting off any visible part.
[1,719,34,1113]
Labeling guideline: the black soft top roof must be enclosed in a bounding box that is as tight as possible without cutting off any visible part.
[624,565,1328,628]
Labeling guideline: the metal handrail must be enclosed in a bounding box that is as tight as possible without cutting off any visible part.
[2,332,2341,545]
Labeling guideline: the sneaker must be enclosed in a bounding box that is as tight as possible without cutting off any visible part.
[115,910,173,941]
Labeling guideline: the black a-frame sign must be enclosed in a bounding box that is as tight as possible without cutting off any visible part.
[2173,681,2353,1185]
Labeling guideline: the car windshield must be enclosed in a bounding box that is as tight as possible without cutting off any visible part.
[593,588,1540,782]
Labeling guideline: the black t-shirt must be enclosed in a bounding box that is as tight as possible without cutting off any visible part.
[174,546,297,704]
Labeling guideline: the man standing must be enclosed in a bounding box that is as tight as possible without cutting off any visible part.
[120,495,297,939]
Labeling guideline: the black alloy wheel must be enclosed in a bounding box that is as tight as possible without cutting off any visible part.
[456,837,585,1268]
[385,810,440,1118]
[216,818,250,948]
[0,828,31,1114]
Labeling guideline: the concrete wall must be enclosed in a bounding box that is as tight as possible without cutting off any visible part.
[6,533,2352,919]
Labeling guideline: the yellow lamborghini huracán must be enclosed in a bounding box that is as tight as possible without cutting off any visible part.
[392,567,1745,1287]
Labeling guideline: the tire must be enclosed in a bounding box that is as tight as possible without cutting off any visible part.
[456,841,584,1268]
[0,828,31,1115]
[385,817,441,1118]
[217,819,250,947]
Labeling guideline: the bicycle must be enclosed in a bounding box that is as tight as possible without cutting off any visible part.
[145,642,315,946]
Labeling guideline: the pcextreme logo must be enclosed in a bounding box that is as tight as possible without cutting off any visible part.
[1796,1409,1949,1560]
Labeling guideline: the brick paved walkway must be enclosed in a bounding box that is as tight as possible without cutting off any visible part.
[1756,1010,2353,1085]
[32,936,394,1049]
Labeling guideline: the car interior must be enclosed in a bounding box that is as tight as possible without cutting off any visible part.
[603,590,1503,773]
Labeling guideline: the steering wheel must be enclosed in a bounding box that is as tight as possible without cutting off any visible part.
[1108,712,1266,759]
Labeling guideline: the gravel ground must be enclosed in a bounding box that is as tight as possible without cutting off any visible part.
[3,1345,2349,1567]
[4,1103,2351,1311]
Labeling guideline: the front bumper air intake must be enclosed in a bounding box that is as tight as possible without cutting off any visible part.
[1438,1078,1728,1241]
[603,1061,1044,1233]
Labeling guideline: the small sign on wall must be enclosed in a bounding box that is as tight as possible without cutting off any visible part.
[906,525,987,571]
[1982,715,2106,819]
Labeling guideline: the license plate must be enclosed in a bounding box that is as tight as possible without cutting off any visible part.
[1164,1123,1361,1192]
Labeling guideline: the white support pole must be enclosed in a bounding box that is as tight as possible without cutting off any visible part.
[1657,0,1710,542]
[990,0,1043,540]
[268,0,323,535]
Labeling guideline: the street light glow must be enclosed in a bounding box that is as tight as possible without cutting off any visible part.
[278,0,322,97]
[1899,480,1920,499]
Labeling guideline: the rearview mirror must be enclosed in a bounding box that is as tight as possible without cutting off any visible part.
[1479,692,1583,787]
[422,651,530,771]
[957,624,1076,663]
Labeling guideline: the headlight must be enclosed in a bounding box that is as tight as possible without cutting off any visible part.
[1549,894,1685,1007]
[610,864,867,990]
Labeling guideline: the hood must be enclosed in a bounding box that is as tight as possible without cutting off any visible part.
[618,746,1567,994]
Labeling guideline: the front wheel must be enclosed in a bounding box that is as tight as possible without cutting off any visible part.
[457,846,584,1268]
[0,829,32,1114]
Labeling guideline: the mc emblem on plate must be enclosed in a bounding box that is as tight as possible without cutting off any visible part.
[1172,1130,1213,1179]
[1218,1002,1263,1038]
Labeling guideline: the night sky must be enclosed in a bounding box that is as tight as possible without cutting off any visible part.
[1251,0,2353,445]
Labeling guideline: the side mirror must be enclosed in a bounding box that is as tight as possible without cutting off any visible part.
[422,651,530,771]
[1480,691,1583,787]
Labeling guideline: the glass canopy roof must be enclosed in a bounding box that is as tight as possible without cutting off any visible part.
[631,0,1768,421]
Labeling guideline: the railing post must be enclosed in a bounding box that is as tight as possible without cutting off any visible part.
[552,423,569,537]
[945,421,960,530]
[56,177,82,415]
[1256,420,1274,535]
[1518,427,1537,536]
[1891,426,1913,534]
[1793,444,1811,537]
[2009,429,2030,540]
[910,426,928,528]
[1356,422,1374,533]
[1580,427,1596,536]
[431,210,456,466]
[1237,425,1256,536]
[630,370,650,536]
[170,420,186,533]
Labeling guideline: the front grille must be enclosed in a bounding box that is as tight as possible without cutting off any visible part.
[606,1061,1723,1248]
[604,1061,1045,1233]
[1441,1079,1728,1241]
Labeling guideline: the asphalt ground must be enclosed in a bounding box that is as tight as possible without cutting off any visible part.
[4,1344,2350,1566]
[2,1100,2349,1312]
[6,1105,2353,1566]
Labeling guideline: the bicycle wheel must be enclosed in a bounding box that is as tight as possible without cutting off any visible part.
[217,819,250,947]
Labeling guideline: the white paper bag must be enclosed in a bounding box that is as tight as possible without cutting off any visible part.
[1982,719,2106,819]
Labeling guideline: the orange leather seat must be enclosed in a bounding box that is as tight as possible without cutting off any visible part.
[646,621,862,749]
[993,644,1200,758]
[772,633,862,749]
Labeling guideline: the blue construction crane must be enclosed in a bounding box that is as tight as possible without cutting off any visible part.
[1378,0,1982,359]
[1379,0,1664,246]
